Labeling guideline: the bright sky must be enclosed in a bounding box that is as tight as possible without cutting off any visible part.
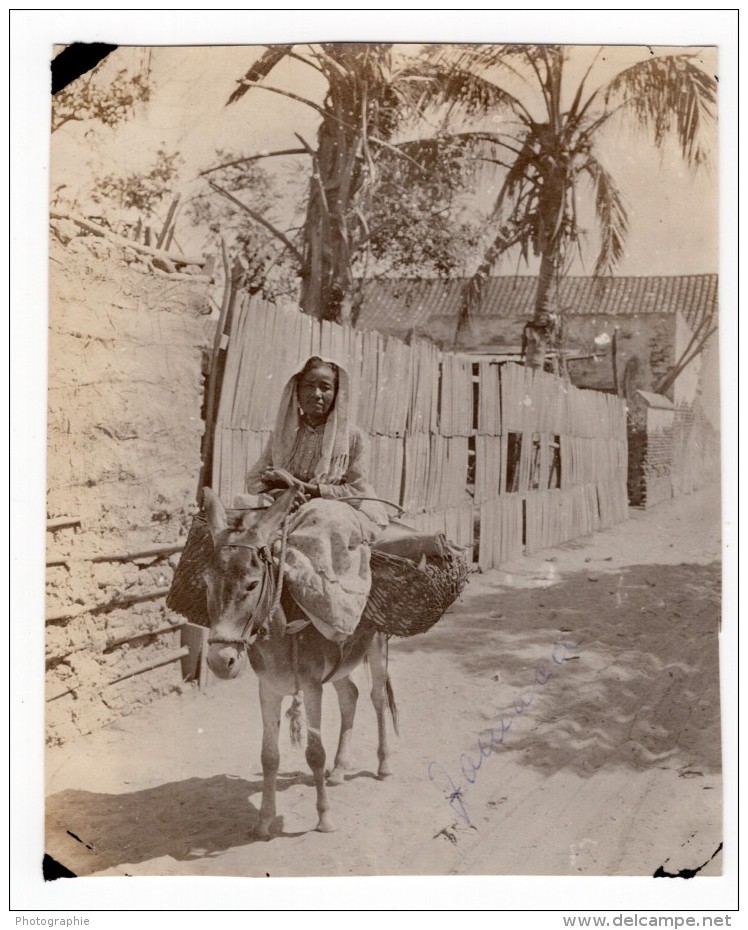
[50,43,719,277]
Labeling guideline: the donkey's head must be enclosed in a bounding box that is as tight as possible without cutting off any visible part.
[202,487,297,679]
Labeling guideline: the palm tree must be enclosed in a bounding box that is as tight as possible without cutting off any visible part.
[214,43,514,321]
[450,45,717,369]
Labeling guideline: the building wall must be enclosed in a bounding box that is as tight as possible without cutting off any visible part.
[670,403,720,498]
[626,394,675,508]
[427,311,679,400]
[46,228,213,745]
[672,311,704,407]
[667,314,720,498]
[565,314,677,397]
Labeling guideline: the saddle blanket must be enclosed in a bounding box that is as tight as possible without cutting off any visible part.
[282,499,379,643]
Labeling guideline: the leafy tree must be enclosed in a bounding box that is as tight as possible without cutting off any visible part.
[450,45,717,368]
[360,137,483,283]
[89,146,183,241]
[198,136,483,307]
[51,54,151,133]
[93,146,183,216]
[190,149,304,298]
[222,43,509,321]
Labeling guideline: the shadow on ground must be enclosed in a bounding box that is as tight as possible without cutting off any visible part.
[45,770,317,875]
[394,561,722,778]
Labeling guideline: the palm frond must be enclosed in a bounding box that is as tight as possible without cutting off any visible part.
[386,131,521,168]
[566,47,603,122]
[582,155,629,277]
[397,62,533,124]
[601,54,717,167]
[489,137,538,222]
[462,44,561,71]
[227,45,293,105]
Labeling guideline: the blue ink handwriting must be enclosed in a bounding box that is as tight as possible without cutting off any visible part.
[428,637,580,826]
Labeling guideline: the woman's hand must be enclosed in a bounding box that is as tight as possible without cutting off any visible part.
[263,467,300,490]
[263,467,320,502]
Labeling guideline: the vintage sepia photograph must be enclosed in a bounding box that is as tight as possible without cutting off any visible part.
[14,10,735,915]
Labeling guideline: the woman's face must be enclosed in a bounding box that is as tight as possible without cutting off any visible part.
[297,364,337,425]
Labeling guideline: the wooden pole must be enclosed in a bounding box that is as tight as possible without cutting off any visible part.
[47,647,190,702]
[155,194,181,250]
[105,621,186,652]
[45,587,171,624]
[47,516,81,531]
[47,541,185,568]
[611,326,620,396]
[198,250,242,497]
[50,211,205,267]
[107,647,189,686]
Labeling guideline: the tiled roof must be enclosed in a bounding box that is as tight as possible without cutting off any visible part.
[357,274,718,333]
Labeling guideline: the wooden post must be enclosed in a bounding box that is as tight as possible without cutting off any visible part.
[46,516,81,531]
[198,247,242,498]
[612,326,620,395]
[45,587,171,624]
[156,194,181,250]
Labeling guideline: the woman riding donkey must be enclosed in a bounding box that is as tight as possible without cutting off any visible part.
[196,356,464,833]
[245,357,389,645]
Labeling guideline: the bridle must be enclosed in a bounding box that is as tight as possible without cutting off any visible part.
[207,517,290,652]
[205,493,401,654]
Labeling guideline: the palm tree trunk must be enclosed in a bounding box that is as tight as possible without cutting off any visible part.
[299,74,364,322]
[524,249,558,370]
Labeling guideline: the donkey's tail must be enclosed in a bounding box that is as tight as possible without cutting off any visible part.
[385,673,399,737]
[286,690,304,745]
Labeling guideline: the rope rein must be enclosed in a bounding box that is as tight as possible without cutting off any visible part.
[208,514,291,650]
[269,514,290,622]
[207,511,305,744]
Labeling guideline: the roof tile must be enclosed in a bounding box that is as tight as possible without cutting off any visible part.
[358,274,718,334]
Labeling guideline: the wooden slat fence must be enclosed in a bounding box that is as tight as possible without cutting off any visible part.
[211,298,628,565]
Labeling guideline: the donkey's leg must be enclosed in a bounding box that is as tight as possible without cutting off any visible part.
[328,676,359,785]
[368,634,394,778]
[255,682,283,838]
[303,682,335,832]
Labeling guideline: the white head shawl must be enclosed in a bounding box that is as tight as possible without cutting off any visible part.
[270,357,351,484]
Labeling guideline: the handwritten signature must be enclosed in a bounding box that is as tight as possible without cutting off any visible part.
[428,638,580,826]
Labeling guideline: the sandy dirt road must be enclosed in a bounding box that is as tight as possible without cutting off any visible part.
[46,484,723,879]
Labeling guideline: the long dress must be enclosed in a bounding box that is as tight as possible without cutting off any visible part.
[244,360,387,643]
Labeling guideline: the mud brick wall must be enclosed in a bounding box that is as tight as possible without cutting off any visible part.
[627,395,674,508]
[671,332,721,497]
[671,402,721,497]
[46,227,214,745]
[629,398,719,508]
[641,419,674,508]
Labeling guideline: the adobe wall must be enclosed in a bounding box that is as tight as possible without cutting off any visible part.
[670,333,721,499]
[669,317,720,499]
[627,394,674,508]
[46,222,214,745]
[565,314,676,397]
[430,311,678,399]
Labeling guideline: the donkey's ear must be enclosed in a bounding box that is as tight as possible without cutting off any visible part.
[201,487,227,540]
[254,487,298,543]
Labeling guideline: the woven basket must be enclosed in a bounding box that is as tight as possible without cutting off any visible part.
[166,513,212,626]
[166,515,468,637]
[363,538,469,638]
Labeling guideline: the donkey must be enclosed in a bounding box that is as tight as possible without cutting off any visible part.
[201,486,396,836]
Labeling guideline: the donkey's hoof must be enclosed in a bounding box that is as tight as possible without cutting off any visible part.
[378,763,393,779]
[316,818,336,833]
[327,767,347,786]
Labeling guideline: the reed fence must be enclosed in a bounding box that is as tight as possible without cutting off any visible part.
[210,297,628,567]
